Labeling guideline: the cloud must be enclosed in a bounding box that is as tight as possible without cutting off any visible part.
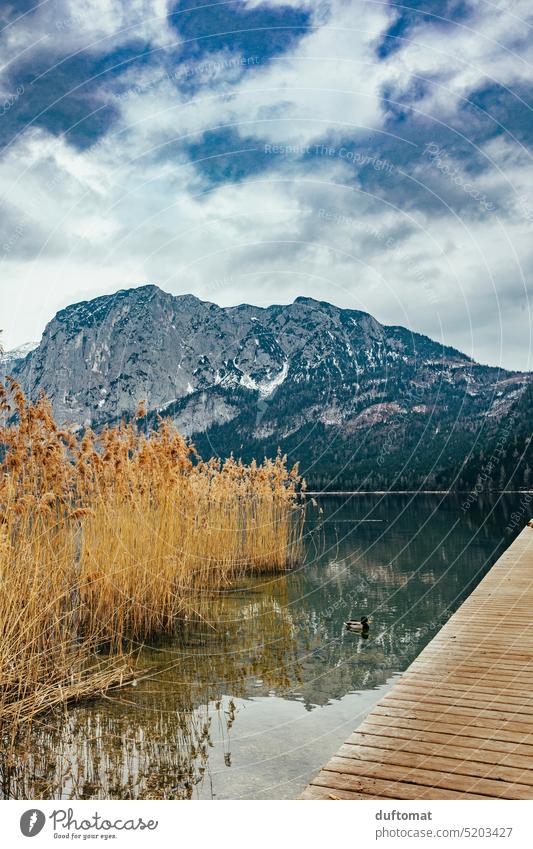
[376,0,472,60]
[168,0,312,64]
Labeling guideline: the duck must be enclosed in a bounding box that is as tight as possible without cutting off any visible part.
[345,616,370,633]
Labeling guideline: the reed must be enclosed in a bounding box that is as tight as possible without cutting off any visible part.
[2,581,303,799]
[0,380,305,737]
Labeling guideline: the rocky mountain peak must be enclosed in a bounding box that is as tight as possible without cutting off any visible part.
[10,284,530,488]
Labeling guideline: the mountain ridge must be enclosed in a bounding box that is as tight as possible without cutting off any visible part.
[50,284,476,362]
[9,284,532,489]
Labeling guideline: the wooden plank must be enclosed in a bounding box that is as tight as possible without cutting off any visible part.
[408,666,533,683]
[413,648,533,664]
[324,755,533,800]
[300,784,383,800]
[357,718,533,754]
[383,692,533,716]
[301,524,533,800]
[346,731,533,769]
[407,658,533,677]
[396,678,533,699]
[401,670,533,689]
[422,638,533,650]
[371,703,533,734]
[336,743,533,786]
[309,770,489,800]
[361,714,533,747]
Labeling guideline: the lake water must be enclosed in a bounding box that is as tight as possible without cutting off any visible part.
[4,492,528,800]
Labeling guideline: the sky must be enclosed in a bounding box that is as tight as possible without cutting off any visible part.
[0,0,532,369]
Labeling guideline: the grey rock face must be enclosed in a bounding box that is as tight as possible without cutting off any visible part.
[1,342,38,380]
[12,285,529,452]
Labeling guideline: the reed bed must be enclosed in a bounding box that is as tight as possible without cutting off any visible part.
[3,582,304,799]
[0,380,305,738]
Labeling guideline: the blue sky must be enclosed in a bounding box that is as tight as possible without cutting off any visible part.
[0,0,532,369]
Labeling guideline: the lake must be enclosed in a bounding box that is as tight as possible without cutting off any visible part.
[3,492,528,800]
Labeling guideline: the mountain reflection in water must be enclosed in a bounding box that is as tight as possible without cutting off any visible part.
[1,493,526,800]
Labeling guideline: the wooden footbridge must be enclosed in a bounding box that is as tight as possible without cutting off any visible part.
[302,522,533,800]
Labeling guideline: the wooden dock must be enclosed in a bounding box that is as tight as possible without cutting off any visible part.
[302,522,533,800]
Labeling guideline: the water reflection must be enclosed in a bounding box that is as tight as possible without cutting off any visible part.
[2,493,526,799]
[2,586,304,799]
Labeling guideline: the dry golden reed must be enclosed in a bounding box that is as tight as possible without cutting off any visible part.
[0,379,304,736]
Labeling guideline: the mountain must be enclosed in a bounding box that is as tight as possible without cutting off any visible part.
[457,379,533,493]
[12,284,532,490]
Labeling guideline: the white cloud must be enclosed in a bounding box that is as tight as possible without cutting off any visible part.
[0,0,532,371]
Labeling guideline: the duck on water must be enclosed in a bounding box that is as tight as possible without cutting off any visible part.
[345,616,371,634]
